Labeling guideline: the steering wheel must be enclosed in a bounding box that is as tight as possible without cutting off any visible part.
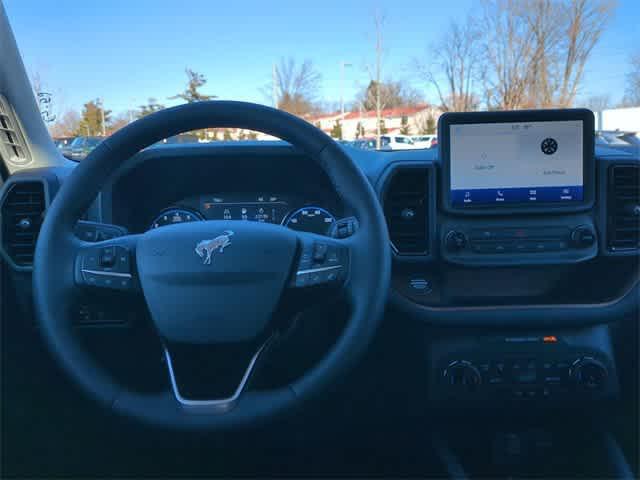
[32,101,391,429]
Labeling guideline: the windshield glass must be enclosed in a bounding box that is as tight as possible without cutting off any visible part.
[5,0,639,159]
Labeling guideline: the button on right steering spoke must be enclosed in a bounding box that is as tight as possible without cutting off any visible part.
[292,238,349,289]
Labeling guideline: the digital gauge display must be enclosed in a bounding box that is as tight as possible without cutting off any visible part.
[200,195,289,224]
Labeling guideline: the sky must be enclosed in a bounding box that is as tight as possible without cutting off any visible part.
[4,0,639,118]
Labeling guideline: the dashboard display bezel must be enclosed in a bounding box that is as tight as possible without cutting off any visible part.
[439,108,595,215]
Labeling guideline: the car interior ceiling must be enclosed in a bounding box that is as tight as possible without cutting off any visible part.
[0,5,639,480]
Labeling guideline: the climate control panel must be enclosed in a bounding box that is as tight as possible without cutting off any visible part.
[428,329,618,408]
[440,216,598,266]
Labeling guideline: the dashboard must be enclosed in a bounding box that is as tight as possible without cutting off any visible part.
[0,110,638,418]
[1,113,638,330]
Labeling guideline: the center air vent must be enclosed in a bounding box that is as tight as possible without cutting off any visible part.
[382,167,429,255]
[607,164,640,252]
[0,96,31,166]
[1,181,46,267]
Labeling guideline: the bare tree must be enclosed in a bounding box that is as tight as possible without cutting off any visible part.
[521,0,563,107]
[416,15,481,112]
[480,0,538,110]
[621,52,640,107]
[49,110,80,137]
[556,0,615,106]
[269,57,321,116]
[582,94,612,111]
[478,0,613,109]
[363,10,387,149]
[357,80,423,111]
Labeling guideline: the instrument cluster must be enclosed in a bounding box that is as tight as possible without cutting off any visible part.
[150,193,338,236]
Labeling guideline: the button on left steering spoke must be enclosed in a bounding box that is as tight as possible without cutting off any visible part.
[75,236,139,292]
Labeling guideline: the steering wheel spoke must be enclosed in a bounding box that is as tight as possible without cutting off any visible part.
[74,235,141,292]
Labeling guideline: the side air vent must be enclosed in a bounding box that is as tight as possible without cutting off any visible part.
[0,96,31,166]
[1,181,46,267]
[383,167,429,255]
[607,164,640,252]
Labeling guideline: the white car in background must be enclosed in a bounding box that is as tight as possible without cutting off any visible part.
[380,135,416,150]
[412,135,437,149]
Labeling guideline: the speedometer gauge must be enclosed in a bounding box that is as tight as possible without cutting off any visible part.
[150,208,203,229]
[283,207,335,235]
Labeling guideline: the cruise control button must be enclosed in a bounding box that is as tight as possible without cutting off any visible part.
[308,271,323,285]
[295,273,309,288]
[115,246,131,273]
[100,246,116,267]
[83,271,99,286]
[313,243,328,263]
[82,252,99,270]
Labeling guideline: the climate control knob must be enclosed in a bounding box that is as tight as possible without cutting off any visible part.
[445,230,467,253]
[570,225,596,248]
[444,360,481,390]
[570,357,608,390]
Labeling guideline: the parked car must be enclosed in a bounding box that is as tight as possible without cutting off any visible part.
[53,136,75,150]
[54,136,77,159]
[351,138,377,150]
[380,135,416,150]
[66,136,104,161]
[412,135,437,148]
[161,133,200,144]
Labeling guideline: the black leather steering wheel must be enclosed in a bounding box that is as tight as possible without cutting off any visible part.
[32,101,391,430]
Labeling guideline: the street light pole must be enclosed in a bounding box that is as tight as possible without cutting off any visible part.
[339,61,352,117]
[272,63,278,109]
[98,97,106,136]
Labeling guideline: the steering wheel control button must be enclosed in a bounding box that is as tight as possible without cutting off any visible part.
[79,244,134,291]
[292,239,348,288]
[331,217,358,239]
[313,243,328,263]
[74,221,128,243]
[99,246,116,267]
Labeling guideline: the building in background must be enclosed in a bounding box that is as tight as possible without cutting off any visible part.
[307,104,441,141]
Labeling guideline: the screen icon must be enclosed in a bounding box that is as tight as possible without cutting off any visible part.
[541,137,558,155]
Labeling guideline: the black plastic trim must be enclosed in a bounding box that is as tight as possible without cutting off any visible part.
[390,277,639,328]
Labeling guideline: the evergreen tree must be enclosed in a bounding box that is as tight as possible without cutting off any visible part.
[330,119,343,140]
[400,116,411,135]
[76,100,111,136]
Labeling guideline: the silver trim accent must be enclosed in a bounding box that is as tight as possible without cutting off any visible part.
[296,264,343,275]
[163,341,268,413]
[81,269,132,278]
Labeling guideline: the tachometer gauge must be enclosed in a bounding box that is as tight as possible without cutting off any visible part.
[150,208,204,230]
[283,207,335,235]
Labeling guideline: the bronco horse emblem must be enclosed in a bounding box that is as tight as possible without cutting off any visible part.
[195,230,234,265]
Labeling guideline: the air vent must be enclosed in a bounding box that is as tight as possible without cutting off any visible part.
[607,165,640,252]
[0,95,31,166]
[1,181,46,267]
[383,167,429,255]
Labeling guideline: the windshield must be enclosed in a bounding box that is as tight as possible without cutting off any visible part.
[5,0,639,159]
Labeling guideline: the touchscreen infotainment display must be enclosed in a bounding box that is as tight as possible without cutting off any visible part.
[449,120,584,207]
